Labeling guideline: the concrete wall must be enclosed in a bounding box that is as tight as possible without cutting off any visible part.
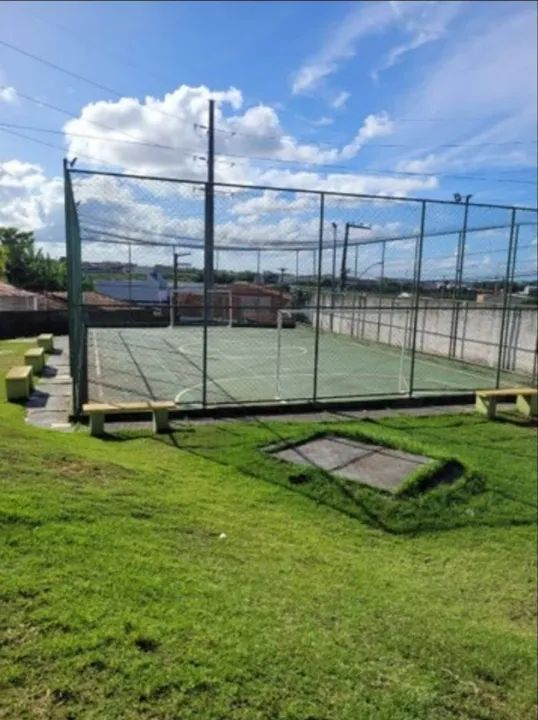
[0,310,69,340]
[318,293,537,376]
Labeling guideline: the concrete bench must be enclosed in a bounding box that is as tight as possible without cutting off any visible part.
[6,365,33,401]
[82,401,176,436]
[475,387,538,419]
[37,333,54,353]
[24,347,45,375]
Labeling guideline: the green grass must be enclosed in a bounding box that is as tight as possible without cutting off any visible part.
[0,339,536,719]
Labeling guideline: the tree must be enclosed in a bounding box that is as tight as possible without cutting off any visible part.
[0,227,67,291]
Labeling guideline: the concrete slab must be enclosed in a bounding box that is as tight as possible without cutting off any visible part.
[271,435,430,494]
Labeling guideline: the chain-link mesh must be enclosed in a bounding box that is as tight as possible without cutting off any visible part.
[66,169,537,413]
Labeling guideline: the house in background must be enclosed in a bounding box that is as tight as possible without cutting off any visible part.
[94,270,169,305]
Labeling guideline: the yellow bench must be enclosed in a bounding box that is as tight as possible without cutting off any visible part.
[6,365,33,401]
[82,401,176,436]
[37,333,54,353]
[475,387,538,419]
[24,347,45,375]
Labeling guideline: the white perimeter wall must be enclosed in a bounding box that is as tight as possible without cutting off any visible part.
[317,293,537,376]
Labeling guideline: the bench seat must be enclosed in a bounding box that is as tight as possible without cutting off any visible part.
[24,347,45,374]
[37,333,54,353]
[82,401,176,436]
[475,387,537,419]
[6,365,33,401]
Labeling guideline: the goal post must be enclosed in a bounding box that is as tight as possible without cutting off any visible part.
[275,307,314,399]
[169,288,233,328]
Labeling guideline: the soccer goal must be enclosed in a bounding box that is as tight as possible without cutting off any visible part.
[397,304,412,393]
[169,288,233,328]
[275,307,314,399]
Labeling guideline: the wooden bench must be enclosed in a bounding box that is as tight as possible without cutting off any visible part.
[475,387,538,419]
[82,401,176,436]
[6,365,33,401]
[24,347,45,375]
[37,333,54,353]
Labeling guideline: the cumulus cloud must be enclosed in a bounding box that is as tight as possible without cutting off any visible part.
[0,160,63,246]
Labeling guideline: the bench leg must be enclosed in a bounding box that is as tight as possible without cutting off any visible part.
[516,394,537,417]
[476,395,496,419]
[152,409,170,433]
[89,413,105,437]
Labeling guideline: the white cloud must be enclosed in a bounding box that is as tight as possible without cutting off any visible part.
[291,1,452,95]
[291,1,398,94]
[340,113,394,160]
[392,5,538,176]
[64,84,400,175]
[0,160,63,240]
[0,85,16,103]
[311,116,334,127]
[331,91,350,110]
[371,1,463,81]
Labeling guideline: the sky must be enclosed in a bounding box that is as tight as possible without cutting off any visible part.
[0,0,536,280]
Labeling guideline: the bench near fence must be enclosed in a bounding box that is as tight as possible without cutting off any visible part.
[475,387,537,419]
[82,401,176,436]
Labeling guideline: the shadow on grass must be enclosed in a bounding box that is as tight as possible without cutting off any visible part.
[88,358,537,536]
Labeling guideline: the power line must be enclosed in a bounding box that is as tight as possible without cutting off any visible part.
[0,38,204,132]
[213,150,537,185]
[0,125,116,167]
[0,120,207,159]
[207,123,536,149]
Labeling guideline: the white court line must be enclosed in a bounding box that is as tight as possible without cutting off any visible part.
[174,371,403,403]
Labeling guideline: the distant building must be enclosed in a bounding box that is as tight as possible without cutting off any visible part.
[95,271,169,304]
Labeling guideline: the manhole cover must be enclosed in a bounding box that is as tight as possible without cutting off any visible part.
[271,435,430,493]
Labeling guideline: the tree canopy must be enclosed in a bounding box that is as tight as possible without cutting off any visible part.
[0,227,67,291]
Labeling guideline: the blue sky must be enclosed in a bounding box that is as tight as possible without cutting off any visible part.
[0,0,536,277]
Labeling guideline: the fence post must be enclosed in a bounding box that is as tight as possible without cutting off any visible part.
[408,200,426,396]
[495,209,517,388]
[312,193,325,402]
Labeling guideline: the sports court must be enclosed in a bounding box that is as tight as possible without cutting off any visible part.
[87,323,528,408]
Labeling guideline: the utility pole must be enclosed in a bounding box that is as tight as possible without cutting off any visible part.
[204,99,215,320]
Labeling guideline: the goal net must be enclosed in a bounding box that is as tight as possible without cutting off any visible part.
[169,288,233,328]
[275,308,314,399]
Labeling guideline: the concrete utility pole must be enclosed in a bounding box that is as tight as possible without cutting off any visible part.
[204,99,215,319]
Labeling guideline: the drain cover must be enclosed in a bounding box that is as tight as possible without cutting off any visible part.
[271,435,430,493]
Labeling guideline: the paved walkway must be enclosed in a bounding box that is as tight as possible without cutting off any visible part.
[26,336,73,432]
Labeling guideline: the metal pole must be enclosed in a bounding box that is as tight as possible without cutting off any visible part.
[354,245,359,280]
[128,242,132,302]
[502,222,519,368]
[173,249,178,292]
[450,200,470,357]
[380,240,386,294]
[312,193,325,402]
[495,209,517,388]
[331,222,337,291]
[295,250,299,283]
[408,201,427,396]
[340,222,349,291]
[202,98,215,406]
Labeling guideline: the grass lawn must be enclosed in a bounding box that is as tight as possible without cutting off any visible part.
[0,339,536,719]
